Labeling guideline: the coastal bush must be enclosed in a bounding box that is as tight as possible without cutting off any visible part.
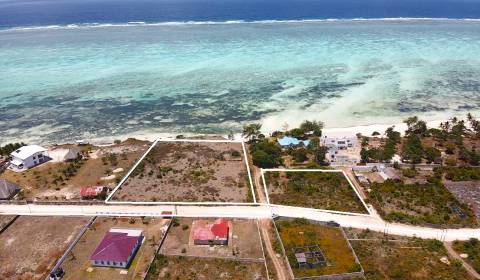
[401,134,423,164]
[0,142,26,156]
[250,139,283,168]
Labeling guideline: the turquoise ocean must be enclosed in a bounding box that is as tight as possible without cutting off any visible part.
[1,19,480,143]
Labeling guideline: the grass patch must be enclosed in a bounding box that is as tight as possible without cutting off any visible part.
[275,219,360,277]
[368,179,477,226]
[351,233,472,279]
[453,238,480,274]
[266,171,367,213]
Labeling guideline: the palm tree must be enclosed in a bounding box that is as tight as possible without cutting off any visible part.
[242,123,262,142]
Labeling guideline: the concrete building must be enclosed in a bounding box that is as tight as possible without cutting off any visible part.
[321,136,357,149]
[9,145,48,172]
[192,218,229,246]
[90,228,143,268]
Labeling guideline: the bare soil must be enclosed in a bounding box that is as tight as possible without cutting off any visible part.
[61,217,170,280]
[0,216,89,280]
[160,218,264,260]
[112,141,252,202]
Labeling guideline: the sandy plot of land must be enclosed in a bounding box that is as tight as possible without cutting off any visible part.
[0,215,16,231]
[61,217,170,280]
[0,216,89,280]
[445,181,480,219]
[264,171,368,213]
[0,139,150,201]
[112,141,252,202]
[160,218,264,260]
[147,255,268,280]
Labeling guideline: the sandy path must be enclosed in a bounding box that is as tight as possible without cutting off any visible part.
[260,219,289,280]
[444,241,480,279]
[253,166,268,204]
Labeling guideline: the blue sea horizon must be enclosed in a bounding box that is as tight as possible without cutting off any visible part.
[0,0,479,144]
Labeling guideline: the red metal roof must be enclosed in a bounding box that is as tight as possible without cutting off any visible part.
[80,186,103,197]
[91,230,142,263]
[193,218,229,241]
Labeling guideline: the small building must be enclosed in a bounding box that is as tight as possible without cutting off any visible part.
[48,147,80,162]
[293,245,326,269]
[193,218,229,246]
[80,186,106,199]
[278,136,310,148]
[9,145,48,172]
[0,179,20,200]
[90,228,143,268]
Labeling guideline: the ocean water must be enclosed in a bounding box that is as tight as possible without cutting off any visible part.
[1,1,480,144]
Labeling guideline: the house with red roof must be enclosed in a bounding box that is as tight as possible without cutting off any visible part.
[90,228,143,268]
[192,218,229,246]
[80,186,106,199]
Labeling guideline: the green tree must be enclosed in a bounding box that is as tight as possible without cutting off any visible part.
[242,123,262,142]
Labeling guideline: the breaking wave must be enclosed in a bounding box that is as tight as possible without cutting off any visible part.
[2,17,480,32]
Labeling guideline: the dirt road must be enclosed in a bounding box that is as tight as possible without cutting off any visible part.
[260,219,289,280]
[444,241,480,279]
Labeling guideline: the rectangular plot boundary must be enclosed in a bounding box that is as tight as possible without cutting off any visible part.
[261,168,371,216]
[272,217,365,280]
[106,138,257,204]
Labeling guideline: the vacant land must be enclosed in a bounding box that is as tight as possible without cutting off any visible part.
[0,216,89,280]
[160,218,264,260]
[0,139,150,200]
[264,171,367,213]
[453,238,480,274]
[112,141,252,202]
[61,217,170,280]
[0,215,16,231]
[275,219,361,278]
[145,254,268,280]
[368,180,477,226]
[346,229,474,280]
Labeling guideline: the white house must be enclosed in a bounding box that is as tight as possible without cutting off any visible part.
[9,145,48,172]
[321,136,357,149]
[322,135,359,165]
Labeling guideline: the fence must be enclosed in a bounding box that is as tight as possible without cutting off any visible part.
[271,217,364,280]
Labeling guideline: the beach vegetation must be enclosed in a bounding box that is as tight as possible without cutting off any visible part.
[0,142,26,156]
[242,123,262,142]
[250,139,283,168]
[453,238,480,274]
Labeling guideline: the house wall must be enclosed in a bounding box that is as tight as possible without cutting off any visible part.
[12,151,47,169]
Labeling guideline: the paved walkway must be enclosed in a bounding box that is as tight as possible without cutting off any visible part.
[1,203,480,241]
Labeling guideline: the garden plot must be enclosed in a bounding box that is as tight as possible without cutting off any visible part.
[263,169,368,214]
[273,218,362,279]
[111,140,253,203]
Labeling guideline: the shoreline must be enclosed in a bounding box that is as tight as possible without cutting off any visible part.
[0,118,458,147]
[80,119,448,147]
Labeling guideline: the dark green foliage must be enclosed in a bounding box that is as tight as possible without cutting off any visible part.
[401,134,423,164]
[250,140,283,168]
[453,238,480,274]
[0,142,26,156]
[443,167,480,181]
[292,148,308,163]
[424,147,441,164]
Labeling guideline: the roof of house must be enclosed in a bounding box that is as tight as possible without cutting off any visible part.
[80,186,104,197]
[48,147,80,162]
[193,218,229,241]
[0,179,20,199]
[10,145,47,160]
[91,228,143,263]
[278,137,310,147]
